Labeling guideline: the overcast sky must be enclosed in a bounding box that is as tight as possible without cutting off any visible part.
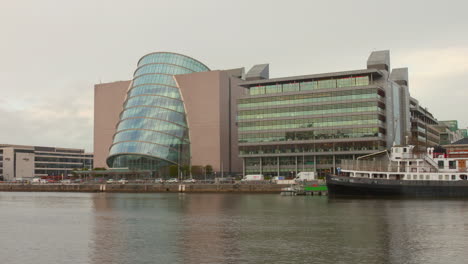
[1,0,467,152]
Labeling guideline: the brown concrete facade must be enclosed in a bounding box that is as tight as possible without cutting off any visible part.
[93,81,131,168]
[175,70,244,174]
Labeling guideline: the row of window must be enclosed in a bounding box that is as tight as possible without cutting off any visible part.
[245,155,357,167]
[113,130,188,149]
[249,76,370,96]
[35,157,90,163]
[239,127,382,143]
[240,142,383,155]
[125,95,185,113]
[437,160,457,169]
[138,53,209,73]
[128,85,181,99]
[134,63,194,78]
[132,74,177,87]
[33,153,91,158]
[108,154,183,171]
[117,118,188,139]
[121,107,187,127]
[239,89,381,109]
[109,141,182,164]
[239,101,381,118]
[238,103,383,120]
[405,174,458,180]
[238,114,383,132]
[35,164,85,169]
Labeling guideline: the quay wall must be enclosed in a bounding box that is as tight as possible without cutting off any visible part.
[0,183,290,193]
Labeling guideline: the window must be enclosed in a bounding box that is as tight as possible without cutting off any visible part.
[449,161,456,169]
[452,175,456,180]
[337,77,355,88]
[249,86,265,95]
[355,76,370,86]
[318,79,336,89]
[300,81,317,91]
[265,84,282,94]
[282,83,300,92]
[438,161,444,169]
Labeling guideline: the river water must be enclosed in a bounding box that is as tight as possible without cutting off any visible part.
[1,192,468,264]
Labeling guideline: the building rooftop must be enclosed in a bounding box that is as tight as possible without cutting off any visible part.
[239,68,383,87]
[451,138,468,145]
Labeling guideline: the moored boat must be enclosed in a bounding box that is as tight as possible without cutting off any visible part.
[327,145,468,197]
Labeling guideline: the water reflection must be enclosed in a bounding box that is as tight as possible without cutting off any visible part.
[2,192,468,264]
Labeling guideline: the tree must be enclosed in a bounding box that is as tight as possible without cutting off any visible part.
[169,165,178,178]
[205,165,213,175]
[182,165,191,177]
[93,167,106,177]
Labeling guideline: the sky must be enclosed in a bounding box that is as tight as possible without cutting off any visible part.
[1,0,467,152]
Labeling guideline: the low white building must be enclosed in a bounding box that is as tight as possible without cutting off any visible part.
[0,144,93,181]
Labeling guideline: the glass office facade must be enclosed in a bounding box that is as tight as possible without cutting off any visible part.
[238,74,387,177]
[107,52,209,173]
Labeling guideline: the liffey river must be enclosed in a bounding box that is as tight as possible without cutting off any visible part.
[1,192,468,264]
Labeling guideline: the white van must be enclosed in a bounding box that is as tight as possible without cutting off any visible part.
[242,174,264,181]
[295,172,315,181]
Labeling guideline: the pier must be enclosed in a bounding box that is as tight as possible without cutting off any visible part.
[280,185,328,196]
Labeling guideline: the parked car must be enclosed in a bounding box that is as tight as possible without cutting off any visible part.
[154,178,164,183]
[118,179,129,184]
[183,178,196,183]
[166,178,179,183]
[106,179,115,184]
[60,179,72,184]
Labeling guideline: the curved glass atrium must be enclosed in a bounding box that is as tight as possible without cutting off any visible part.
[107,52,210,173]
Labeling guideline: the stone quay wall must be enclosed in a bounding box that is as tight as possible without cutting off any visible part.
[0,183,290,193]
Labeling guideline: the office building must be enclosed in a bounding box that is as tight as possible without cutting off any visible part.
[409,98,440,151]
[0,144,93,181]
[236,51,420,176]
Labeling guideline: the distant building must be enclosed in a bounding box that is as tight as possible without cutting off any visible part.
[409,98,440,151]
[444,138,468,159]
[440,120,459,132]
[0,144,93,181]
[436,120,465,145]
[460,129,468,138]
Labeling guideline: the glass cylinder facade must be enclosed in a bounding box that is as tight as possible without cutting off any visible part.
[107,52,210,173]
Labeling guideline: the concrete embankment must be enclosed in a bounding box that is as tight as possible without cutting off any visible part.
[0,183,290,193]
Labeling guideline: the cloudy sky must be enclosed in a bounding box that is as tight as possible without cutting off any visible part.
[1,0,467,152]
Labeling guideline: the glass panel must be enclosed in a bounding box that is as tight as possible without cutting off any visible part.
[337,77,356,88]
[265,84,282,94]
[300,81,317,91]
[282,83,300,92]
